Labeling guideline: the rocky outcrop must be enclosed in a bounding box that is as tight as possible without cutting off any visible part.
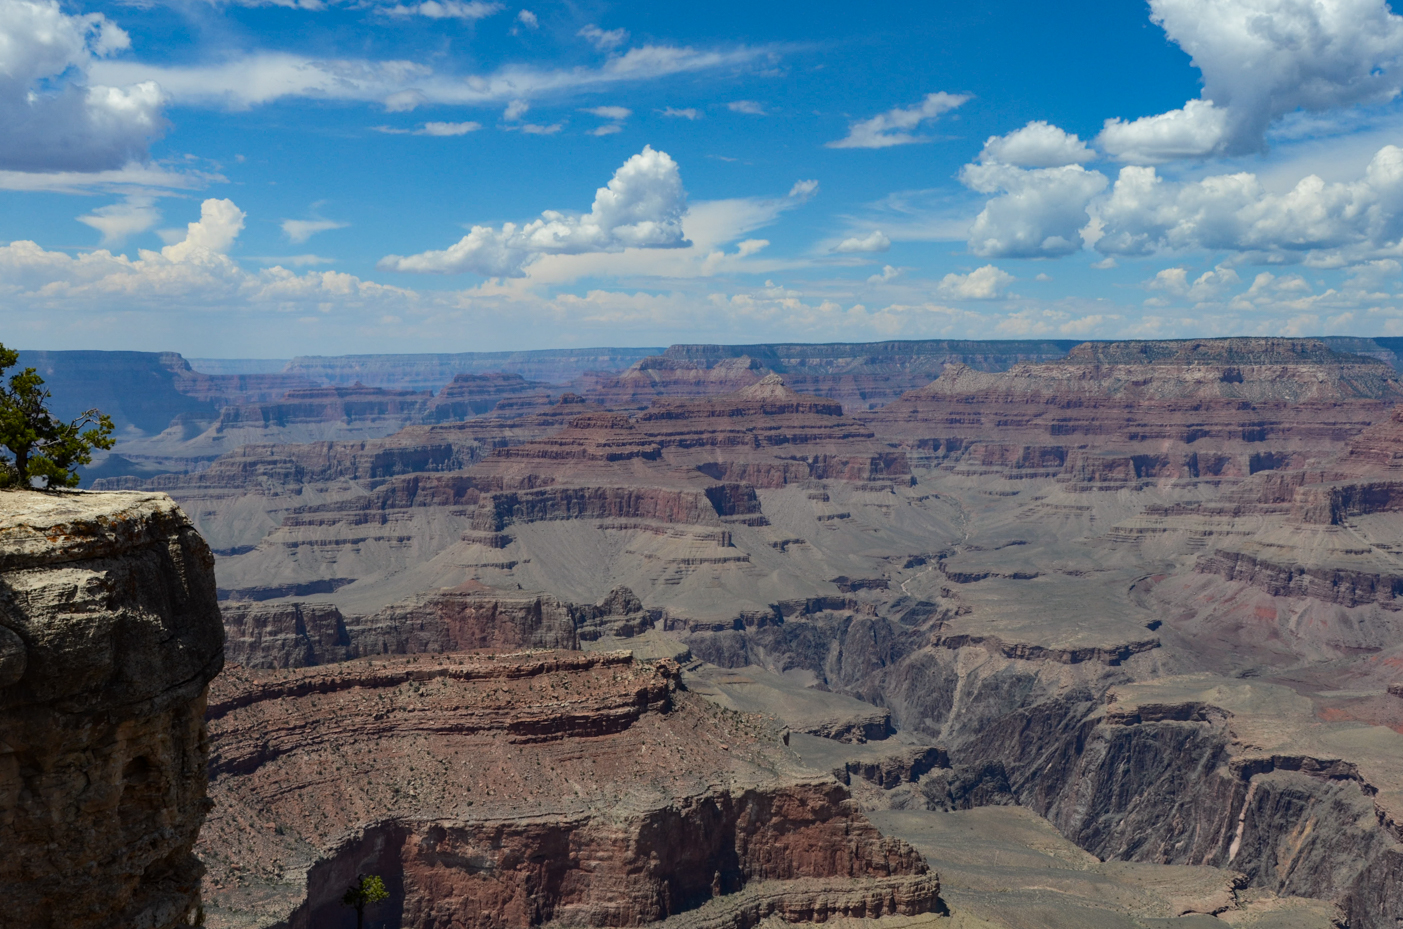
[220,583,659,668]
[424,373,554,421]
[582,356,770,408]
[951,687,1403,929]
[1197,547,1403,609]
[0,490,225,929]
[201,651,940,929]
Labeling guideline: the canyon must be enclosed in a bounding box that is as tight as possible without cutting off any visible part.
[16,335,1403,927]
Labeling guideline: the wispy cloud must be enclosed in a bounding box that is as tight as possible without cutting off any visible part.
[373,121,481,135]
[660,107,700,119]
[832,230,890,253]
[727,100,766,115]
[381,0,502,18]
[422,121,481,135]
[583,106,631,120]
[281,217,348,243]
[827,92,970,148]
[0,162,220,195]
[77,196,161,246]
[579,24,629,50]
[583,105,630,136]
[509,122,562,135]
[90,45,781,112]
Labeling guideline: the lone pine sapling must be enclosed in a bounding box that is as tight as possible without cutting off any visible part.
[0,343,113,489]
[342,873,389,929]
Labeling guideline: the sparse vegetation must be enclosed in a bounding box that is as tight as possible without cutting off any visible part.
[0,343,113,489]
[342,873,389,929]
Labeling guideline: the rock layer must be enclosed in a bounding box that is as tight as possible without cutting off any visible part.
[0,490,225,929]
[220,583,658,668]
[201,651,939,929]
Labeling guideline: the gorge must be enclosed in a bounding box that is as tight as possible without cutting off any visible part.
[11,336,1403,928]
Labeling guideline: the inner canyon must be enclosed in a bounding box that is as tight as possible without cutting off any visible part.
[16,336,1403,929]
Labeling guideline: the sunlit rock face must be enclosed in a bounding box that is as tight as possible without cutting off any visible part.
[0,490,225,929]
[199,651,940,929]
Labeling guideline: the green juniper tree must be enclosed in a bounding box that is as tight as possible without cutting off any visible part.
[341,873,389,929]
[0,343,113,489]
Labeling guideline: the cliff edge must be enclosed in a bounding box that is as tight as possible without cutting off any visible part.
[0,490,225,929]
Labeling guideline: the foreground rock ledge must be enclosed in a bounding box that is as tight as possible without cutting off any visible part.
[202,651,939,929]
[0,489,225,929]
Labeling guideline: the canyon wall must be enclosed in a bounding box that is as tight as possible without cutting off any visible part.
[202,651,940,929]
[67,337,1403,926]
[220,583,658,668]
[0,490,225,929]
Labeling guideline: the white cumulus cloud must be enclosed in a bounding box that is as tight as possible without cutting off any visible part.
[163,199,245,262]
[0,0,166,172]
[378,145,690,276]
[0,197,417,339]
[936,264,1015,299]
[515,9,537,28]
[1095,145,1403,260]
[961,162,1109,258]
[1146,264,1241,301]
[826,92,970,149]
[979,121,1094,167]
[1098,99,1232,163]
[833,230,891,253]
[1101,0,1403,161]
[1346,258,1402,291]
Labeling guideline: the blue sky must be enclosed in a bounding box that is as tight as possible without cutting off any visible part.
[5,0,1403,355]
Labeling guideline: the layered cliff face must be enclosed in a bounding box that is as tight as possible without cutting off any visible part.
[220,582,658,668]
[200,650,939,929]
[281,347,661,391]
[68,337,1403,925]
[0,490,225,929]
[874,336,1401,484]
[424,373,555,421]
[186,376,950,619]
[582,339,1082,411]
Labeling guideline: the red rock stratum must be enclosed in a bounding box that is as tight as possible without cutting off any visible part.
[200,650,940,929]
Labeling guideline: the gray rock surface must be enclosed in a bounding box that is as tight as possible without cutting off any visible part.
[0,490,225,929]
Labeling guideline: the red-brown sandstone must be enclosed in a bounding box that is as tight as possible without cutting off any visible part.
[200,650,939,929]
